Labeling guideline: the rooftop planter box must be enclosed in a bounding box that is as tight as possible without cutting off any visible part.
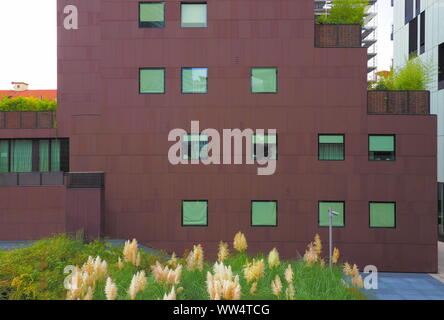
[315,24,362,48]
[367,91,430,115]
[0,111,56,129]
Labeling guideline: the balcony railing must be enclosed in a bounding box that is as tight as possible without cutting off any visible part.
[0,172,64,187]
[0,111,56,129]
[367,91,430,115]
[67,172,105,189]
[315,24,362,48]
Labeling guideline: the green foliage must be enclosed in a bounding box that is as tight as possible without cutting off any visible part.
[316,0,368,26]
[373,58,434,91]
[0,96,57,112]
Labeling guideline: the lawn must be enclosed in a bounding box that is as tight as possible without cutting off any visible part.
[0,233,365,300]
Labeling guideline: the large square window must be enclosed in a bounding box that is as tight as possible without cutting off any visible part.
[181,3,207,28]
[319,135,345,161]
[369,135,396,161]
[369,202,396,228]
[182,200,208,226]
[252,201,277,226]
[319,201,345,227]
[140,68,165,94]
[252,68,277,93]
[139,2,165,28]
[182,68,208,93]
[182,135,208,160]
[253,134,277,160]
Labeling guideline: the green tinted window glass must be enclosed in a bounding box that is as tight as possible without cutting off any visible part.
[369,136,395,151]
[253,134,277,160]
[182,68,208,93]
[183,201,208,226]
[319,135,344,160]
[319,202,345,227]
[39,140,49,172]
[11,140,32,172]
[252,68,277,93]
[252,201,277,226]
[182,135,208,160]
[319,135,344,144]
[140,69,165,93]
[140,2,165,27]
[370,202,396,227]
[0,140,9,173]
[51,140,61,172]
[181,3,207,27]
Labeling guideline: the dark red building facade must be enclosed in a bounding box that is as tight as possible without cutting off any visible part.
[0,0,438,272]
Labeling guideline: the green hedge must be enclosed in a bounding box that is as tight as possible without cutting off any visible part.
[316,0,368,26]
[0,97,57,112]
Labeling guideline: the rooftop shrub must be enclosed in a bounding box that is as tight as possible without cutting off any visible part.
[0,96,57,112]
[316,0,368,26]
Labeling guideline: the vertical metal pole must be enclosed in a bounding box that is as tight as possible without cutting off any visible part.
[329,207,332,267]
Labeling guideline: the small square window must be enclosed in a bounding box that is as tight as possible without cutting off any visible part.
[369,202,396,228]
[252,68,277,93]
[319,135,344,161]
[182,135,208,160]
[252,201,277,227]
[252,134,277,160]
[181,3,207,28]
[369,135,395,161]
[319,201,345,227]
[140,68,165,94]
[182,68,208,93]
[139,2,165,28]
[182,200,208,226]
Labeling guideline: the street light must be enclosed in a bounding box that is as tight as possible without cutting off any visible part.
[328,207,340,267]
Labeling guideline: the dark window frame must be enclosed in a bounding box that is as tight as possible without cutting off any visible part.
[251,200,278,227]
[318,200,346,228]
[318,134,345,161]
[369,201,397,229]
[180,2,208,28]
[139,2,166,28]
[181,67,208,94]
[181,200,209,227]
[420,11,425,54]
[251,67,278,94]
[139,67,166,94]
[368,134,396,162]
[409,16,418,57]
[439,43,444,90]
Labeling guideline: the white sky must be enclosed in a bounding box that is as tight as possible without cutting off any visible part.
[0,0,393,90]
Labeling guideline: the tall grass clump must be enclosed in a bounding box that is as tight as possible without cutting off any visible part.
[316,0,368,26]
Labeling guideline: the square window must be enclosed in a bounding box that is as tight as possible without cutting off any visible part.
[369,135,395,161]
[252,68,277,93]
[140,68,165,94]
[181,3,207,28]
[252,201,277,226]
[252,134,277,160]
[182,200,208,226]
[319,135,344,161]
[319,201,345,227]
[182,68,208,93]
[370,202,396,228]
[182,135,208,160]
[139,2,165,28]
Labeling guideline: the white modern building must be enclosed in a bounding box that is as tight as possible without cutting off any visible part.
[393,0,444,240]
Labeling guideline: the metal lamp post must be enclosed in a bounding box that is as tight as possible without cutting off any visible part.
[328,207,340,267]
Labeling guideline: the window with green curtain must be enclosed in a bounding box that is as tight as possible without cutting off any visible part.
[0,140,9,173]
[182,201,208,226]
[140,68,165,94]
[252,134,277,160]
[252,68,277,93]
[11,140,32,172]
[39,140,49,172]
[369,135,395,161]
[182,68,208,93]
[319,135,344,160]
[182,135,208,160]
[139,2,165,28]
[319,202,345,227]
[370,202,396,228]
[51,140,61,172]
[252,201,277,226]
[181,3,207,28]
